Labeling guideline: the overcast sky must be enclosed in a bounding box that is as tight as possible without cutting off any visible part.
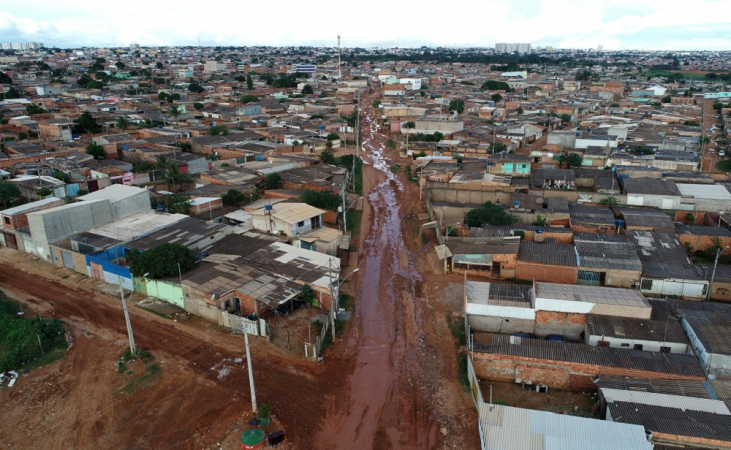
[2,0,731,50]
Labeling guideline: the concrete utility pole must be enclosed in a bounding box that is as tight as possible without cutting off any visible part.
[337,35,342,79]
[708,245,728,301]
[329,258,336,340]
[118,276,136,354]
[244,328,257,413]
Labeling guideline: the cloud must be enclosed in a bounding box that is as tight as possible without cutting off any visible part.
[2,0,731,50]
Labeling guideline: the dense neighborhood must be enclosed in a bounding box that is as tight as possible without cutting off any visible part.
[2,40,731,449]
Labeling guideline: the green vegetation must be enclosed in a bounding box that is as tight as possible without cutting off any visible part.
[193,102,204,110]
[209,125,229,135]
[346,209,363,241]
[36,187,52,199]
[385,139,396,150]
[404,166,418,183]
[114,350,161,396]
[465,201,518,227]
[240,94,259,104]
[0,295,68,371]
[74,111,101,133]
[301,84,313,95]
[716,160,731,173]
[26,104,47,115]
[638,70,709,81]
[491,93,503,103]
[558,152,583,168]
[599,196,618,207]
[0,181,20,208]
[128,243,196,278]
[300,284,316,306]
[86,142,105,160]
[480,80,512,92]
[411,132,444,142]
[449,99,465,114]
[301,188,342,210]
[221,188,261,207]
[265,173,282,190]
[389,164,401,173]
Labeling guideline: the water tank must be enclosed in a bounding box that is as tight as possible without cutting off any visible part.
[264,204,273,211]
[240,428,266,450]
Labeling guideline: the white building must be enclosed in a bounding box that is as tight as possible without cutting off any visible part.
[11,43,23,50]
[399,78,422,90]
[495,43,532,54]
[250,202,325,237]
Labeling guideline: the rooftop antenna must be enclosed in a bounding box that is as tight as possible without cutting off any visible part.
[337,34,342,79]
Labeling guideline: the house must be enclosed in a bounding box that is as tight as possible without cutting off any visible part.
[530,169,576,190]
[569,204,616,233]
[445,236,520,278]
[486,154,531,177]
[708,264,731,302]
[585,300,689,354]
[574,233,643,288]
[627,230,708,299]
[0,197,64,251]
[618,208,675,231]
[124,217,234,252]
[623,178,681,210]
[515,239,578,284]
[675,223,731,255]
[475,403,653,450]
[676,183,731,213]
[675,300,731,379]
[250,202,325,237]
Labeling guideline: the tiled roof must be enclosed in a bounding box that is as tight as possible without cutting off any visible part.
[518,240,577,266]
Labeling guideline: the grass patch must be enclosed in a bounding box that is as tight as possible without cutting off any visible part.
[404,166,419,183]
[638,70,709,80]
[385,139,396,150]
[346,209,363,242]
[421,232,428,245]
[716,160,731,172]
[0,296,68,371]
[354,158,363,195]
[456,353,469,389]
[136,305,172,320]
[340,293,355,312]
[389,164,401,173]
[446,313,466,347]
[114,349,161,396]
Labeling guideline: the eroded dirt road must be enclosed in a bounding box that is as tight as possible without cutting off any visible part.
[314,93,478,449]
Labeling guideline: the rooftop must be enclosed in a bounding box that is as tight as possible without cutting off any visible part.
[535,282,650,308]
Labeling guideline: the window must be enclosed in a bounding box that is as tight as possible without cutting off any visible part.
[297,221,305,227]
[660,346,671,353]
[633,344,643,351]
[3,217,10,225]
[620,343,630,348]
[640,279,653,291]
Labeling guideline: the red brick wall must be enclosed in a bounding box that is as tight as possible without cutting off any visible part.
[473,351,705,391]
[516,261,578,284]
[570,223,615,234]
[0,150,76,168]
[678,234,731,255]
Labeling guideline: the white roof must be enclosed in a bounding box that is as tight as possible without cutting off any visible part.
[478,403,652,450]
[677,183,731,200]
[270,241,340,270]
[1,196,61,216]
[250,202,325,224]
[601,388,731,415]
[188,197,219,206]
[535,282,650,308]
[84,211,188,242]
[78,184,147,203]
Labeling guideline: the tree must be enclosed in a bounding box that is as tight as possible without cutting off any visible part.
[164,164,191,192]
[464,202,518,227]
[320,149,336,164]
[480,80,511,92]
[708,236,724,257]
[209,125,229,136]
[221,189,248,207]
[517,106,524,114]
[193,102,204,110]
[599,196,618,207]
[164,192,191,214]
[156,62,163,69]
[75,112,101,133]
[168,105,182,122]
[558,152,583,168]
[301,188,341,210]
[326,133,340,141]
[490,142,507,154]
[0,182,20,207]
[449,99,465,114]
[115,61,126,69]
[240,95,259,104]
[26,104,47,115]
[188,82,204,93]
[265,173,282,190]
[700,136,711,145]
[705,72,718,80]
[300,284,316,306]
[246,74,253,90]
[373,100,381,108]
[403,121,416,129]
[36,187,53,199]
[661,95,672,103]
[86,142,105,160]
[560,114,572,124]
[128,244,196,279]
[491,93,503,103]
[301,84,314,95]
[116,116,130,131]
[0,71,12,84]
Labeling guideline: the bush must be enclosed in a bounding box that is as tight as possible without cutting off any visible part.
[128,244,196,279]
[301,188,341,210]
[464,202,518,227]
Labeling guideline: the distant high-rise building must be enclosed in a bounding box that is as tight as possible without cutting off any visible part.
[495,43,532,55]
[0,43,11,50]
[11,43,23,50]
[129,43,140,49]
[25,42,43,50]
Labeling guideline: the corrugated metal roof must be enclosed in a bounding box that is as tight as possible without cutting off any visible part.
[518,240,578,266]
[596,376,711,399]
[677,183,731,200]
[535,282,650,308]
[478,403,652,450]
[475,334,705,377]
[601,388,730,414]
[466,281,532,308]
[609,402,731,442]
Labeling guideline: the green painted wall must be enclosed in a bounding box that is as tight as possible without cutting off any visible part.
[140,278,184,308]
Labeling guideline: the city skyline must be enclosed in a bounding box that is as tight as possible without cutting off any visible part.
[1,0,731,51]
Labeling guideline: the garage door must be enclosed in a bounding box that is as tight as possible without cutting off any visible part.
[61,251,75,269]
[661,198,674,210]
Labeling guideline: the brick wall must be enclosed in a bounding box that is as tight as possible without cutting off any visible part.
[0,150,76,168]
[535,310,586,340]
[678,233,731,255]
[472,351,705,391]
[570,223,615,234]
[516,261,578,284]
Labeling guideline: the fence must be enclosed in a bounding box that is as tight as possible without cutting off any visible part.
[304,317,330,360]
[467,356,484,407]
[227,312,269,338]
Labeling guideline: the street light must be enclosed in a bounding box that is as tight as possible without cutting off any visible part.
[708,245,729,301]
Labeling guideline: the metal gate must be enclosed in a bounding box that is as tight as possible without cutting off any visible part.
[577,270,601,286]
[61,250,75,269]
[3,232,17,250]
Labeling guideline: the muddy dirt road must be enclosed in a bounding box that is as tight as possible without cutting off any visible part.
[314,93,478,449]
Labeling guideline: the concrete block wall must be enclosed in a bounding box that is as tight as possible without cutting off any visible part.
[535,310,586,340]
[467,315,535,334]
[516,261,578,284]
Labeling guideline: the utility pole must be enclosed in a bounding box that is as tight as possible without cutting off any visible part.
[118,276,136,354]
[244,329,257,413]
[708,246,728,301]
[329,258,336,340]
[337,35,342,79]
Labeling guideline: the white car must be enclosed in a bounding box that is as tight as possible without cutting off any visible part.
[720,151,726,156]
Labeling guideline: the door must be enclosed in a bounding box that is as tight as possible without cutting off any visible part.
[4,232,17,250]
[577,270,601,286]
[90,261,104,280]
[661,198,674,210]
[61,251,75,269]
